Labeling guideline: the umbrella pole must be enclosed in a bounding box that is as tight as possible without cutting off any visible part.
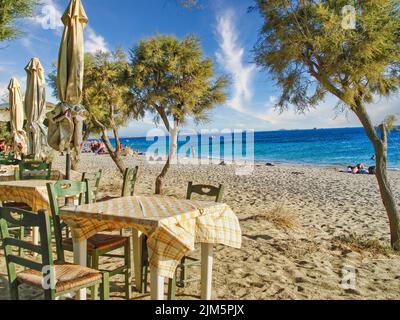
[66,149,71,180]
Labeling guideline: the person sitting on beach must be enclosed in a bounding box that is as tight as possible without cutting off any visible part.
[348,166,359,174]
[357,163,366,170]
[347,164,375,175]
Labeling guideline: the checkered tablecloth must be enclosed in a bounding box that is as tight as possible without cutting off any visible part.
[0,180,54,212]
[60,195,242,278]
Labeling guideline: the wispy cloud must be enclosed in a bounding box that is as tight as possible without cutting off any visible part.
[216,9,256,113]
[33,0,63,30]
[85,27,109,53]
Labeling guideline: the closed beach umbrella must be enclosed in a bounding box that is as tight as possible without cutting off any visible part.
[8,78,28,158]
[25,58,48,160]
[47,0,87,179]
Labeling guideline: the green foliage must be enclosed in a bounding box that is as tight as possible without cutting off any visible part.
[129,35,229,128]
[0,122,11,143]
[0,0,37,42]
[253,0,400,112]
[48,49,143,136]
[83,49,143,132]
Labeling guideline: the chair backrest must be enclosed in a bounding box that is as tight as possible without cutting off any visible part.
[0,158,18,166]
[21,154,35,161]
[121,167,139,197]
[81,170,102,201]
[19,161,52,180]
[186,182,224,203]
[46,180,92,261]
[0,207,54,292]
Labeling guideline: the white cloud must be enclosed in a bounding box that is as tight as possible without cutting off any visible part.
[30,1,109,54]
[33,0,63,30]
[85,27,109,54]
[216,10,256,113]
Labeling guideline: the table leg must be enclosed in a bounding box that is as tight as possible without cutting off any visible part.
[131,229,143,291]
[150,269,164,300]
[201,243,214,300]
[72,237,87,300]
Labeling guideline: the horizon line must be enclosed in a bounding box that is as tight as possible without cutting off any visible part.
[96,125,374,140]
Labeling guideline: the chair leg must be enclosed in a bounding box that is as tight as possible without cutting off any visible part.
[9,281,19,300]
[100,272,110,300]
[18,226,24,257]
[178,256,187,288]
[124,241,132,300]
[167,272,177,300]
[87,255,92,268]
[91,284,99,300]
[44,289,56,300]
[92,251,99,270]
[140,235,149,293]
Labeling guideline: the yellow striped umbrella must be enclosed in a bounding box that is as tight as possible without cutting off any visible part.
[47,0,88,179]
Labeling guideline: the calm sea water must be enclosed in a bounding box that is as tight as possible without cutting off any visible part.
[113,127,400,169]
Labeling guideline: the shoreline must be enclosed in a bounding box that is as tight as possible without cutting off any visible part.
[112,151,400,172]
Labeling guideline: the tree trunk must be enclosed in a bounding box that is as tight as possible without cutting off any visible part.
[155,157,170,195]
[91,114,126,174]
[100,128,125,174]
[373,126,400,249]
[154,118,179,195]
[355,105,400,250]
[71,158,79,171]
[169,126,179,165]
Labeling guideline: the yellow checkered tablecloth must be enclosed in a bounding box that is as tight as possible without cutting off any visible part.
[60,196,242,278]
[0,180,53,212]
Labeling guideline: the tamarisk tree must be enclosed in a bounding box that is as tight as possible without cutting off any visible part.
[129,35,228,194]
[253,0,400,248]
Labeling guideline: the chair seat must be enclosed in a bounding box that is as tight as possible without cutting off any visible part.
[17,262,102,293]
[62,234,129,252]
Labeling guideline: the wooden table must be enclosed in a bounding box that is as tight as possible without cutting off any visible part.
[60,195,242,300]
[0,180,55,247]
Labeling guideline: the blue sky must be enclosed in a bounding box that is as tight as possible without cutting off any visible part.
[0,0,398,137]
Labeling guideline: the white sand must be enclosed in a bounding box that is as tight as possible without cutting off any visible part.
[1,153,400,300]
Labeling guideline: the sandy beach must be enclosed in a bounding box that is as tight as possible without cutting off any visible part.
[1,153,400,300]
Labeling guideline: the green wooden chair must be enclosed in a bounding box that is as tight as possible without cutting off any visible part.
[0,206,110,300]
[81,169,103,202]
[47,180,132,299]
[168,182,224,299]
[0,208,25,257]
[140,182,224,299]
[121,167,139,197]
[119,167,139,238]
[18,161,52,180]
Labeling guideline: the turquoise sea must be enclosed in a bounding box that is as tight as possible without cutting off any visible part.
[112,127,400,170]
